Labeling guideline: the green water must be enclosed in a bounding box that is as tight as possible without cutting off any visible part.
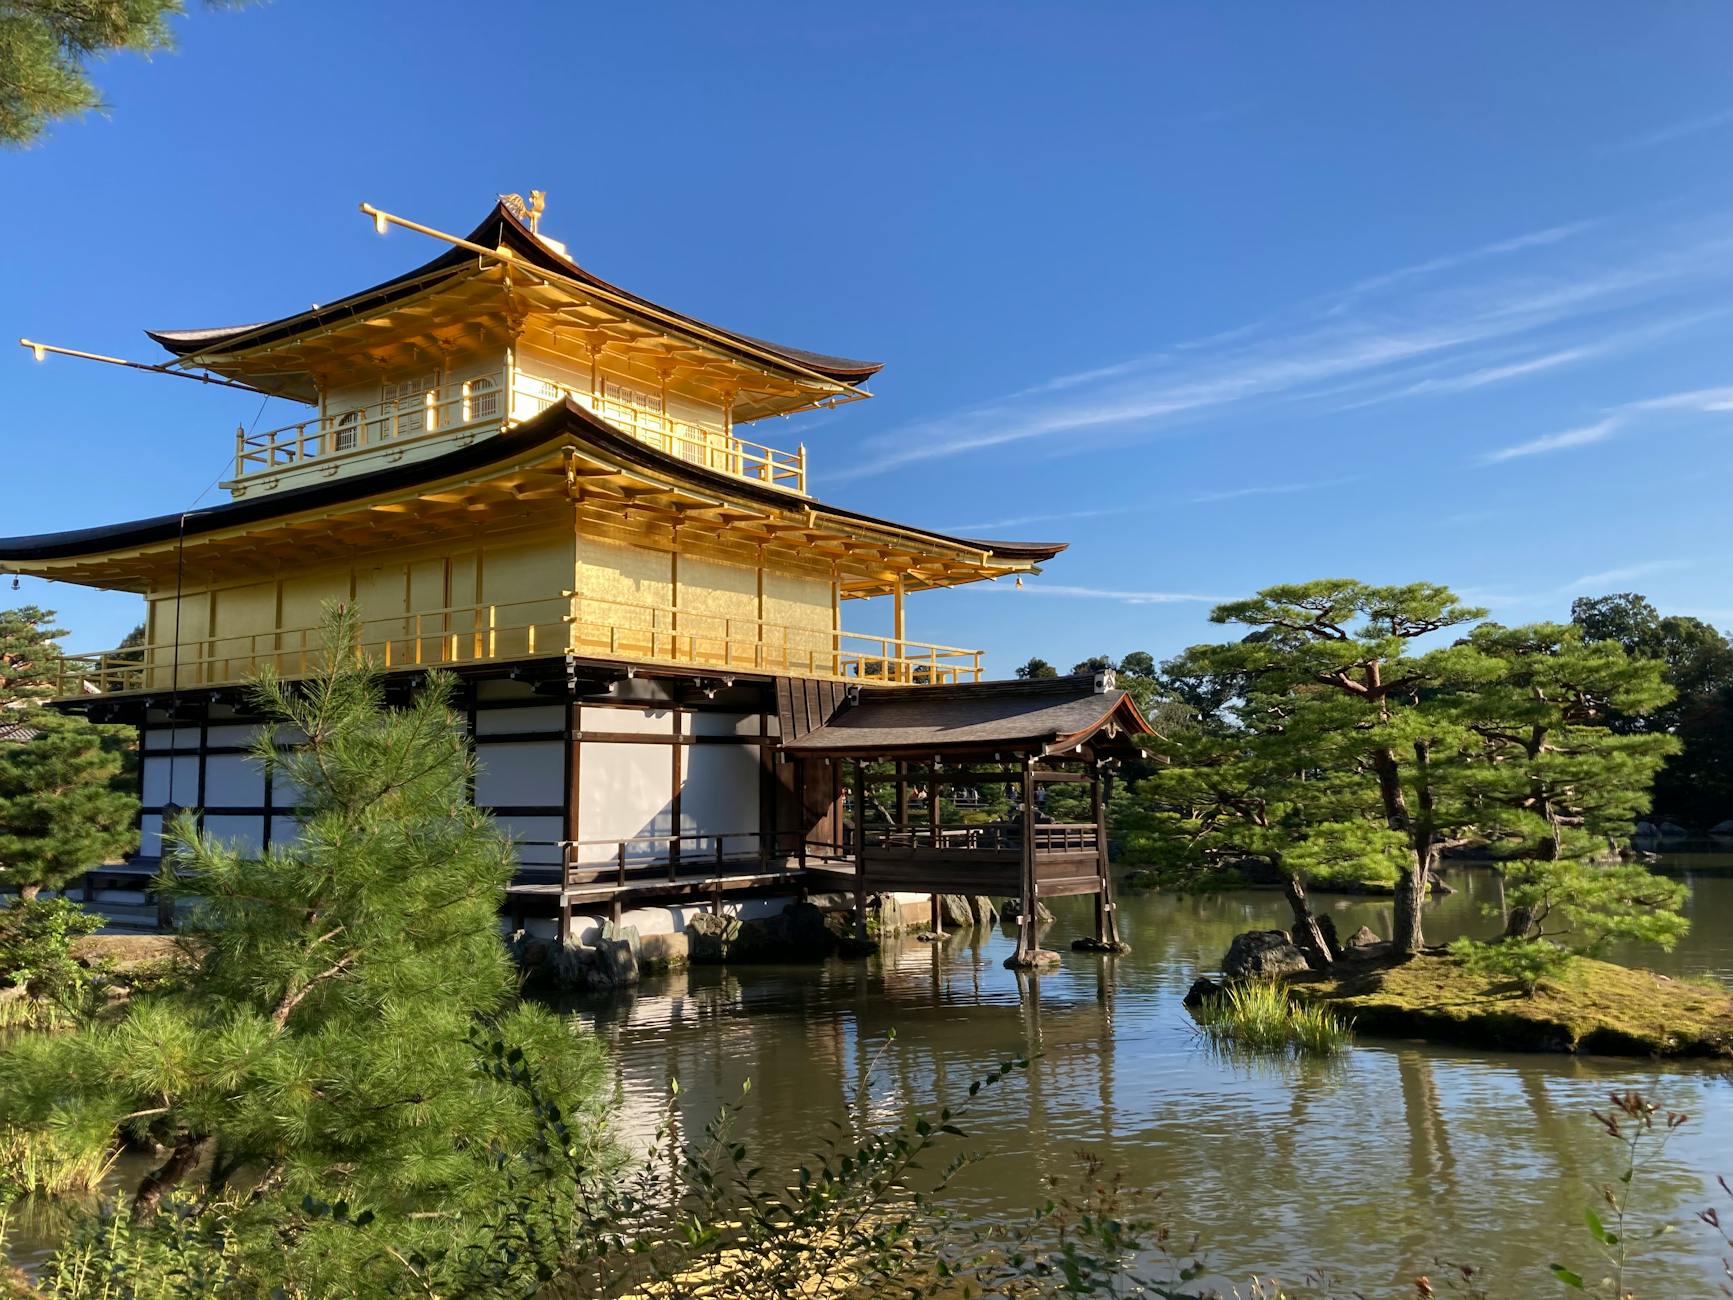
[565,860,1733,1296]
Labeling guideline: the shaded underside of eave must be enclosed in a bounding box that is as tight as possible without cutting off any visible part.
[779,675,1153,757]
[0,400,1066,582]
[147,203,884,387]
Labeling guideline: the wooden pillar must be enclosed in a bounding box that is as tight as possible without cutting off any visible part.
[561,698,581,948]
[1091,766,1109,943]
[1015,756,1037,964]
[927,759,941,848]
[930,893,943,937]
[852,759,868,938]
[895,760,910,828]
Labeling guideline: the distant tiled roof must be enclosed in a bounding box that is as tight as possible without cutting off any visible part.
[780,672,1153,757]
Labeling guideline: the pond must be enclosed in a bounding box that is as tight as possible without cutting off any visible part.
[563,859,1733,1295]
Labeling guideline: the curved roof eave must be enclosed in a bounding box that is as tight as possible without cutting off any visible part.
[146,203,885,387]
[0,399,1065,566]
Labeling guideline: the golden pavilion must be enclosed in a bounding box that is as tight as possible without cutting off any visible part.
[1,196,1148,964]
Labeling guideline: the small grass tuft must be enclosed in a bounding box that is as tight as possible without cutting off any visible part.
[1191,979,1352,1057]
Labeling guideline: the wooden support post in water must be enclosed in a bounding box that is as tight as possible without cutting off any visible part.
[853,759,868,938]
[1014,756,1037,964]
[927,759,941,848]
[1091,768,1109,943]
[931,893,943,937]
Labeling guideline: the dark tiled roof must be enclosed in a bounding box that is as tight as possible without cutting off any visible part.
[0,721,41,743]
[147,203,883,386]
[0,399,1067,568]
[780,673,1153,757]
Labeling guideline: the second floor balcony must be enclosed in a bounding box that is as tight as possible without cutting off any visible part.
[50,594,984,700]
[229,369,808,497]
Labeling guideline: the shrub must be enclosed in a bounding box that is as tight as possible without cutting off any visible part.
[1190,980,1351,1057]
[1448,936,1575,994]
[0,897,105,1028]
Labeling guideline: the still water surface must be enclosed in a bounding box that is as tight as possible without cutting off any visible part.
[565,861,1733,1296]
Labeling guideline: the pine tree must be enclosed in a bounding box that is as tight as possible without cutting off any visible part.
[1156,580,1492,954]
[0,607,137,900]
[0,606,610,1267]
[1451,621,1686,979]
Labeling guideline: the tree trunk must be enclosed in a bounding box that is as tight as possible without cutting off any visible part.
[1281,873,1333,967]
[1503,902,1539,940]
[17,883,39,902]
[1391,852,1428,955]
[133,1134,208,1218]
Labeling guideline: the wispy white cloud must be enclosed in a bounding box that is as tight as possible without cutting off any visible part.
[1190,477,1357,504]
[1564,559,1692,593]
[976,583,1226,606]
[1622,107,1733,150]
[830,217,1733,483]
[942,505,1137,533]
[1478,383,1733,464]
[1479,417,1621,464]
[1338,221,1595,300]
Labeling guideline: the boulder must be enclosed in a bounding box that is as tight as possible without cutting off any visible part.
[1316,914,1342,959]
[940,894,976,928]
[1002,948,1062,971]
[638,931,689,973]
[1344,925,1382,951]
[687,911,741,964]
[1221,930,1311,979]
[970,895,999,925]
[1071,936,1131,954]
[589,936,639,988]
[774,900,838,961]
[1000,897,1054,924]
[1183,976,1221,1008]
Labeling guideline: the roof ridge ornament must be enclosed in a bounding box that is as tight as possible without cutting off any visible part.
[498,190,546,234]
[1093,669,1116,694]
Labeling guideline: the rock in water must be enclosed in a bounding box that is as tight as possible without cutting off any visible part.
[970,895,999,925]
[1221,930,1311,979]
[687,911,741,963]
[941,893,976,928]
[1183,976,1221,1008]
[1000,897,1054,924]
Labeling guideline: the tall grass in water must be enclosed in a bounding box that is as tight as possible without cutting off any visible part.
[0,1126,122,1197]
[1191,980,1351,1057]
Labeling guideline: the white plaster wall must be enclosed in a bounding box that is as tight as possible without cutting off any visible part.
[141,756,199,809]
[475,704,565,736]
[576,741,673,864]
[582,705,674,735]
[679,744,759,854]
[496,814,564,867]
[204,754,266,807]
[203,814,264,855]
[473,740,564,808]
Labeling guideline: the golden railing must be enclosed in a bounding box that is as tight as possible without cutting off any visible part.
[53,595,982,697]
[231,370,806,494]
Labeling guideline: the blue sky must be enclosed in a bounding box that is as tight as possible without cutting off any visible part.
[5,2,1733,676]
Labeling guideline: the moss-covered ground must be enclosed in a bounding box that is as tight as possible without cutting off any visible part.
[1290,953,1733,1058]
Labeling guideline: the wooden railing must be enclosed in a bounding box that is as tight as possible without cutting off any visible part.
[859,822,1099,854]
[52,596,983,697]
[232,369,807,494]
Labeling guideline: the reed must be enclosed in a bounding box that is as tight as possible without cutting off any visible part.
[1191,980,1351,1057]
[0,1127,122,1198]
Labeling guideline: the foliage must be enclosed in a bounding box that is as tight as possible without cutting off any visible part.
[1128,580,1684,965]
[1190,981,1351,1057]
[1550,1091,1692,1298]
[1136,580,1492,955]
[0,608,138,901]
[0,897,105,1027]
[1015,656,1059,679]
[1446,936,1575,994]
[1571,592,1733,830]
[0,0,252,147]
[0,606,63,706]
[0,605,611,1260]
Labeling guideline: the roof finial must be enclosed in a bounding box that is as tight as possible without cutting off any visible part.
[498,190,547,233]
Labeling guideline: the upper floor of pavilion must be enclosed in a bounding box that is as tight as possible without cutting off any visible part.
[143,195,882,500]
